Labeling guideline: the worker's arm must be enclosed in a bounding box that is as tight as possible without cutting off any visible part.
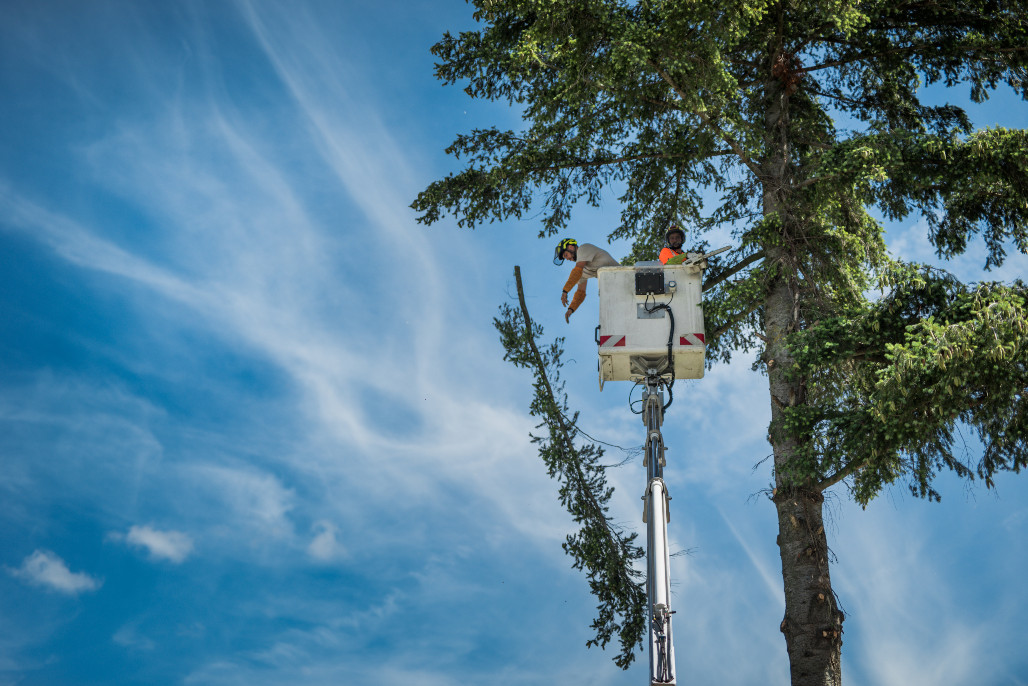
[560,261,588,306]
[565,280,587,323]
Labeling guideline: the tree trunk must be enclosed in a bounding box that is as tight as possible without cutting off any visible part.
[765,263,844,686]
[763,34,844,684]
[774,485,844,685]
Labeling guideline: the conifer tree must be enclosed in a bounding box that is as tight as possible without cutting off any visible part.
[413,2,1028,683]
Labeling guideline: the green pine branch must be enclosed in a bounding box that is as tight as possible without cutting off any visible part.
[788,265,1028,503]
[493,266,647,669]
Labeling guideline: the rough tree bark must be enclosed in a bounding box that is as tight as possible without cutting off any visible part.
[762,32,845,684]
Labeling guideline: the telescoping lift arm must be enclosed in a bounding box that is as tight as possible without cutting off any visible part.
[642,375,676,685]
[597,255,729,681]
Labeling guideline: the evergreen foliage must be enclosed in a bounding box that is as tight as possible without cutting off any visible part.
[415,1,1028,682]
[789,266,1028,503]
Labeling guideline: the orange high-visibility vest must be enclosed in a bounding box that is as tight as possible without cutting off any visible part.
[659,247,683,264]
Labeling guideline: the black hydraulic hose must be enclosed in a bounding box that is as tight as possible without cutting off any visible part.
[644,296,676,411]
[662,306,675,411]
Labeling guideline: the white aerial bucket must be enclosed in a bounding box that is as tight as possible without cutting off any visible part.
[596,260,705,387]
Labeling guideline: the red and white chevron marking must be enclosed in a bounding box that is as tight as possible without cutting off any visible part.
[678,333,706,346]
[598,335,627,348]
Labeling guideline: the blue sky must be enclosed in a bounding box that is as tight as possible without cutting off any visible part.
[1,2,1026,685]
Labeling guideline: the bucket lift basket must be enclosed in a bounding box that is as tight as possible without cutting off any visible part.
[596,260,705,387]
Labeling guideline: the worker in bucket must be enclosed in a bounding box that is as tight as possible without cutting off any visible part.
[659,224,687,264]
[554,238,619,323]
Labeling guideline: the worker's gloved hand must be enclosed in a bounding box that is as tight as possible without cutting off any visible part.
[561,290,569,307]
[565,308,573,323]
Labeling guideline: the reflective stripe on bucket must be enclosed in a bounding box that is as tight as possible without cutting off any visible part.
[598,335,627,348]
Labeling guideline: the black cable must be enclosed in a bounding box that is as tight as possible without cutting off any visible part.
[554,408,643,457]
[643,293,676,411]
[628,282,680,415]
[629,380,645,414]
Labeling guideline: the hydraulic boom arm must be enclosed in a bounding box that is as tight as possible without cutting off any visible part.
[642,377,676,685]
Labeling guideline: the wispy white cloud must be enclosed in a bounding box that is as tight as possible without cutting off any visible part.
[8,550,101,595]
[180,621,644,686]
[830,494,1028,686]
[0,88,569,561]
[0,181,204,306]
[186,464,296,542]
[112,622,156,651]
[306,520,344,562]
[2,0,566,526]
[0,374,170,529]
[719,508,783,609]
[110,525,195,564]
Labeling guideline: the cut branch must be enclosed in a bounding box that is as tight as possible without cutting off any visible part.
[513,267,618,537]
[507,266,646,668]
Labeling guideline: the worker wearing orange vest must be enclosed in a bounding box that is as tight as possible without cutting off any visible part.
[554,238,620,323]
[659,225,686,264]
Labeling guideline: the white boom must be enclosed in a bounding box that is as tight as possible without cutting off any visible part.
[642,381,676,685]
[596,255,730,682]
